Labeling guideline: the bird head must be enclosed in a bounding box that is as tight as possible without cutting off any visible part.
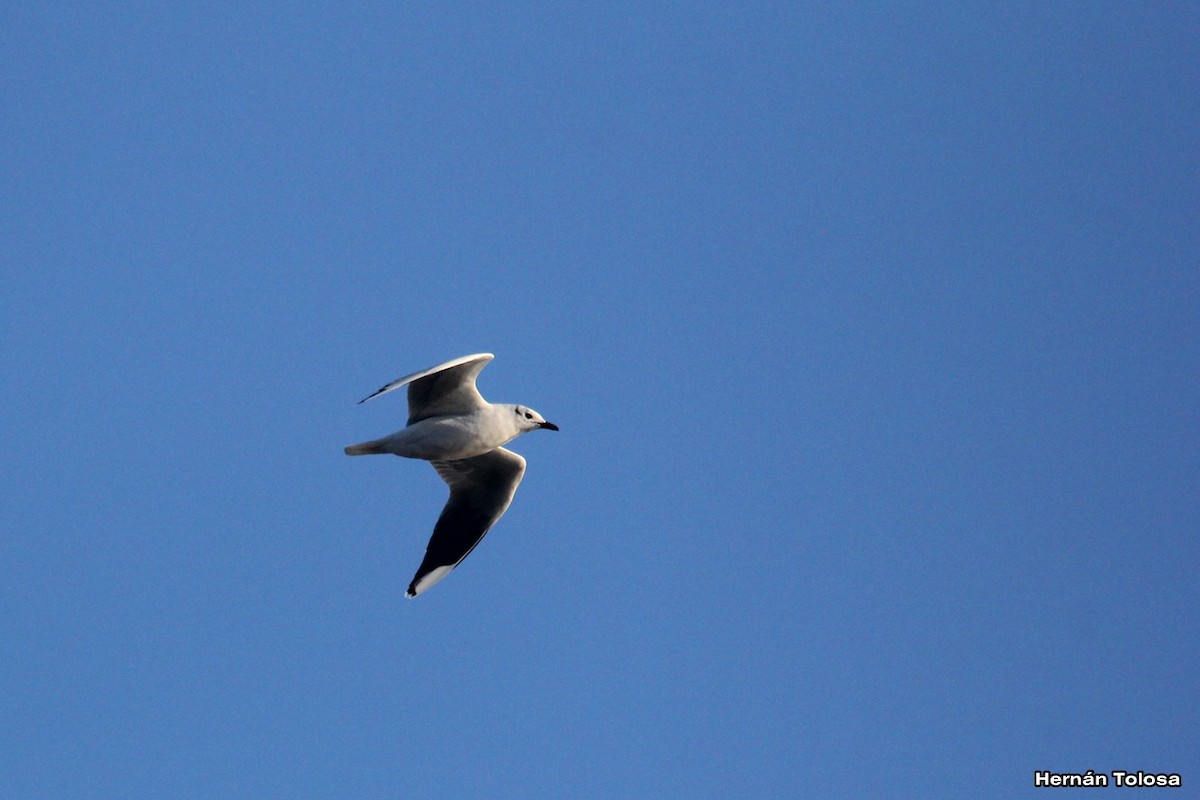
[513,405,559,432]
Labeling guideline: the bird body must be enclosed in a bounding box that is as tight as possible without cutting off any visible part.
[345,404,529,461]
[344,353,557,597]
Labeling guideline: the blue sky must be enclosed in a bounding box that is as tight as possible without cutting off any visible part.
[2,3,1197,798]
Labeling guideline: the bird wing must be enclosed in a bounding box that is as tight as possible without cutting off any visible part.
[356,353,494,424]
[406,447,527,597]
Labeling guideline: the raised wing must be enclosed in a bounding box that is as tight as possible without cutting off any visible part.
[406,447,527,597]
[356,353,493,424]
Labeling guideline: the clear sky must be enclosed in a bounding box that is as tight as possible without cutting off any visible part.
[2,4,1197,798]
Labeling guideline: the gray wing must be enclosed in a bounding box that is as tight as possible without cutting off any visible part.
[356,353,493,424]
[406,447,527,597]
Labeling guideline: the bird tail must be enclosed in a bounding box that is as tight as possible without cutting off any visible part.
[344,439,386,456]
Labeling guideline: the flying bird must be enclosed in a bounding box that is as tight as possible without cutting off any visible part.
[345,353,558,597]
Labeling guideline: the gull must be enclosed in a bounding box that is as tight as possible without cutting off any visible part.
[345,353,558,597]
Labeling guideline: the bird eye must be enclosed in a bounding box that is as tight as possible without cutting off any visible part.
[524,412,533,419]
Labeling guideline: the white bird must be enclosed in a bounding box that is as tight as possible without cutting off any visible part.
[345,353,558,597]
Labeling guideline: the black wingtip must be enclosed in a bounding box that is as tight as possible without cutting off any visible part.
[356,386,387,405]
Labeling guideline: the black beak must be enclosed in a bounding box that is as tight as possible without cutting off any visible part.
[539,421,560,431]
